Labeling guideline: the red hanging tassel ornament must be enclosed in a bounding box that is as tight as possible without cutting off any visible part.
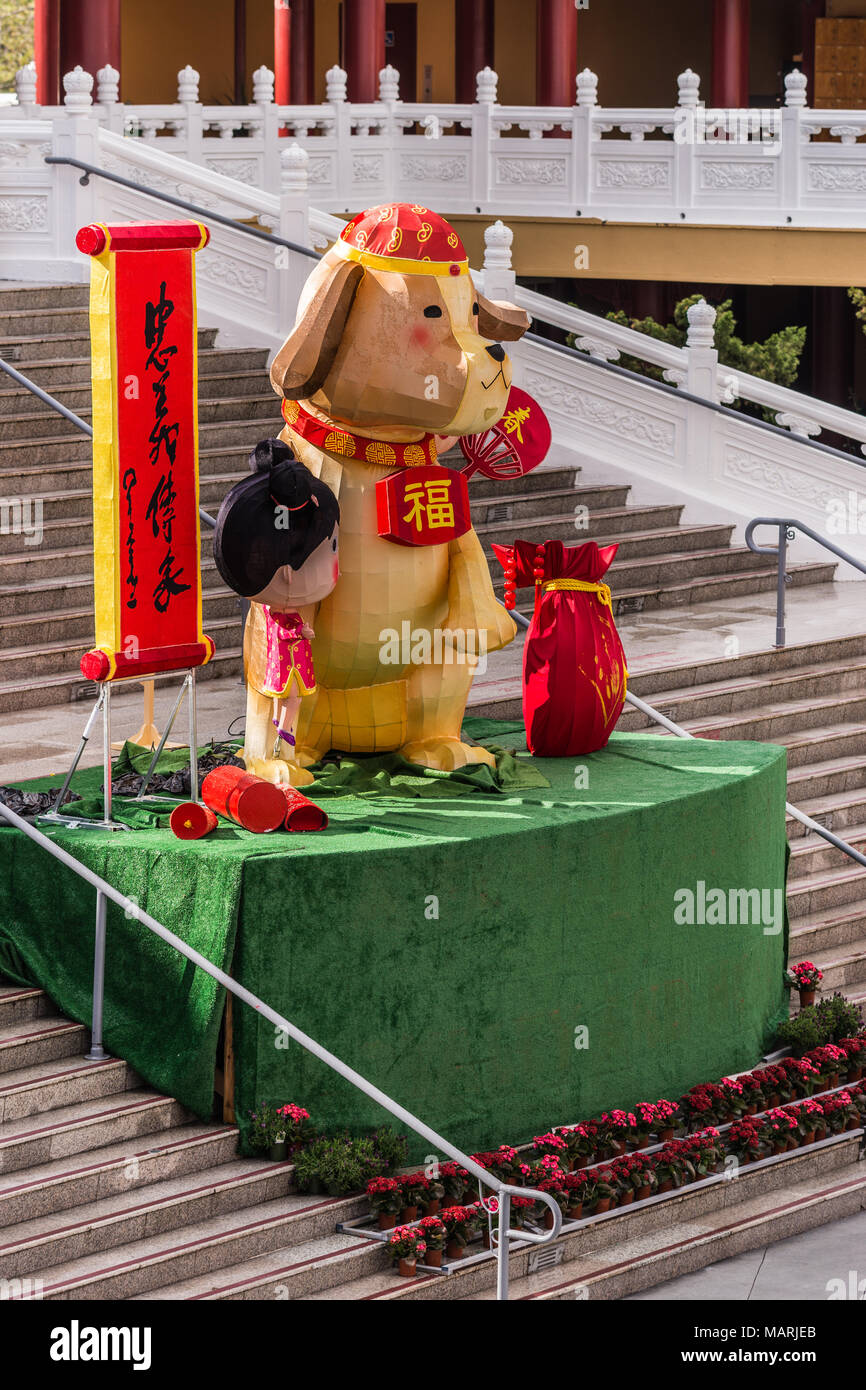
[503,546,517,610]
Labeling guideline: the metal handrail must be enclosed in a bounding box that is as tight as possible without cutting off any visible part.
[44,155,321,261]
[523,331,866,471]
[0,797,561,1298]
[745,516,866,648]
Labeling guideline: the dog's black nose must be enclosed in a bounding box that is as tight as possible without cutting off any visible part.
[485,343,506,362]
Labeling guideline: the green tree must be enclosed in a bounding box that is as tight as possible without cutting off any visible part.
[597,293,806,390]
[0,0,34,92]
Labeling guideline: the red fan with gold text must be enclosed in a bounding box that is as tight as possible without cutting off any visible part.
[458,386,551,481]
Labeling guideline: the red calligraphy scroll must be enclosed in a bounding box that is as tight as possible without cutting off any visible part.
[76,221,214,681]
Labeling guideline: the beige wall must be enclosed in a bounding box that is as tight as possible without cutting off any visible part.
[121,0,235,105]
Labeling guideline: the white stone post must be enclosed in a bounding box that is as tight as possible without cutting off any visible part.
[674,68,701,216]
[54,72,100,275]
[253,65,280,193]
[471,67,497,210]
[96,64,124,133]
[15,61,38,110]
[481,219,516,302]
[683,299,720,487]
[278,142,312,328]
[572,68,597,213]
[326,66,352,208]
[781,69,807,216]
[177,65,203,165]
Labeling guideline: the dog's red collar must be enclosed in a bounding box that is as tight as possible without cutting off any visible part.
[281,398,438,469]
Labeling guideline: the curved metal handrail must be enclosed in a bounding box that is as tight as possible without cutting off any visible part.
[745,516,866,648]
[0,797,561,1298]
[44,155,321,261]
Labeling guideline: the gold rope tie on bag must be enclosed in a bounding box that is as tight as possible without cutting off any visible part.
[543,579,612,607]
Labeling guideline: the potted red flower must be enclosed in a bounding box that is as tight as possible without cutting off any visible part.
[784,1098,823,1146]
[633,1102,658,1148]
[728,1119,765,1164]
[536,1176,570,1229]
[531,1130,570,1162]
[561,1170,592,1219]
[652,1099,681,1142]
[806,1044,847,1091]
[509,1195,537,1229]
[839,1037,866,1082]
[440,1205,479,1259]
[387,1224,427,1278]
[821,1090,860,1134]
[439,1161,471,1207]
[418,1215,446,1267]
[595,1110,637,1156]
[761,1107,798,1154]
[399,1172,430,1222]
[366,1175,402,1230]
[592,1166,619,1212]
[737,1073,763,1116]
[786,960,823,1009]
[778,1055,821,1098]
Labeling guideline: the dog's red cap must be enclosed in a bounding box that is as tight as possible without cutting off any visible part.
[335,203,468,277]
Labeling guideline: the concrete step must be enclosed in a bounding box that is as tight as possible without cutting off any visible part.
[620,657,866,732]
[0,1091,188,1178]
[480,503,688,548]
[0,1157,295,1281]
[21,1190,369,1301]
[0,1054,139,1125]
[787,751,866,798]
[788,795,866,850]
[641,686,866,744]
[0,395,279,442]
[790,899,866,959]
[0,305,92,339]
[786,862,866,918]
[0,614,243,686]
[164,1133,862,1303]
[0,642,243,714]
[0,1018,87,1076]
[803,940,866,995]
[464,462,582,499]
[0,1122,238,1229]
[0,555,226,619]
[8,346,271,389]
[0,984,58,1028]
[0,370,271,417]
[626,631,866,700]
[0,283,90,310]
[0,413,283,474]
[471,487,637,528]
[0,325,218,365]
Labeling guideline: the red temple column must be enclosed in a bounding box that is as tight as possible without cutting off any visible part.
[34,0,61,103]
[59,0,121,84]
[344,0,385,103]
[290,0,315,105]
[711,0,750,108]
[455,0,494,103]
[274,0,291,104]
[536,0,578,107]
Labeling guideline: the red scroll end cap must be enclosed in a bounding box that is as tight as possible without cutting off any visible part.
[76,224,108,256]
[80,649,111,680]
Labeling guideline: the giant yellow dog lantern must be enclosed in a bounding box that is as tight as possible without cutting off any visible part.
[240,204,531,785]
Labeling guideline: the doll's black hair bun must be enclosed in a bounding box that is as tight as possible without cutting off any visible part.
[249,437,295,474]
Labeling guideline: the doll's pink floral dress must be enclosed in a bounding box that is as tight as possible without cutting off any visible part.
[260,608,316,697]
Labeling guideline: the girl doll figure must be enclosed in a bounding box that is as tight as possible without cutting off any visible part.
[214,438,340,785]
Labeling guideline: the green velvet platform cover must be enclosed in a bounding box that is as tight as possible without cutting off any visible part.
[0,723,789,1160]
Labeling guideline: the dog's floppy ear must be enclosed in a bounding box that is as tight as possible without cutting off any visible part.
[476,292,530,343]
[270,258,364,399]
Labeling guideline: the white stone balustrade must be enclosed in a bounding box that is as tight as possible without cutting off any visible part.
[6,59,866,225]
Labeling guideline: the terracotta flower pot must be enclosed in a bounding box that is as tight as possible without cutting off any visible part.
[828,1073,840,1090]
[612,1139,627,1156]
[574,1155,588,1170]
[619,1190,634,1206]
[566,1202,583,1221]
[482,1228,493,1249]
[846,1116,860,1131]
[594,1196,612,1213]
[398,1258,417,1278]
[659,1128,675,1143]
[657,1177,673,1194]
[445,1239,464,1259]
[634,1135,650,1150]
[401,1205,418,1224]
[377,1211,397,1231]
[544,1209,557,1230]
[636,1184,652,1202]
[423,1199,440,1217]
[847,1066,863,1083]
[798,988,816,1008]
[801,1130,815,1146]
[746,1105,757,1117]
[815,1126,827,1142]
[426,1249,443,1268]
[773,1141,787,1155]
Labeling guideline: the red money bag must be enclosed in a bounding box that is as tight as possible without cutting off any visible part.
[492,539,628,756]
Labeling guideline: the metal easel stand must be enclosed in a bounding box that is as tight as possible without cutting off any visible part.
[37,669,200,831]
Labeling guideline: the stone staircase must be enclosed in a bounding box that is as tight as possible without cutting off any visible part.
[0,281,837,715]
[1,976,863,1301]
